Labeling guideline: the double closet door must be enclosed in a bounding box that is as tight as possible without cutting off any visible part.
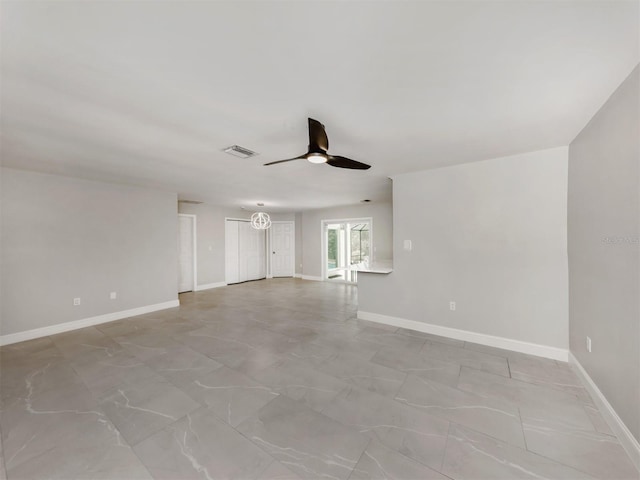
[225,219,266,284]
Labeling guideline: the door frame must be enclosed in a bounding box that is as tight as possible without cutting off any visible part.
[320,217,373,284]
[269,221,295,278]
[178,214,197,292]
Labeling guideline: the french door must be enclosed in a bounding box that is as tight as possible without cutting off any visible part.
[322,218,372,284]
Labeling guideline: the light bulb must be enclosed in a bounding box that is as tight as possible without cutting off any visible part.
[307,153,328,164]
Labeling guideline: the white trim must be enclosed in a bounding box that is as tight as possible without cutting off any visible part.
[301,275,323,281]
[194,282,226,291]
[357,310,568,361]
[266,274,274,279]
[294,273,302,278]
[178,214,197,293]
[569,352,640,471]
[0,300,180,346]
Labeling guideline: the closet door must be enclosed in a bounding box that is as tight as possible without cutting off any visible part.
[225,220,240,284]
[238,221,250,282]
[246,226,266,281]
[225,219,266,284]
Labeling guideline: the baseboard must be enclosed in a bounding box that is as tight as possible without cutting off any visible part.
[294,273,302,278]
[0,300,180,346]
[569,352,640,471]
[357,310,568,362]
[194,282,226,291]
[301,275,323,281]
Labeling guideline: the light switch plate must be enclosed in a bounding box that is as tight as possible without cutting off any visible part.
[403,240,412,251]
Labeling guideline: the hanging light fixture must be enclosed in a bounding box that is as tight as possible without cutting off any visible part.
[250,203,271,230]
[251,212,271,230]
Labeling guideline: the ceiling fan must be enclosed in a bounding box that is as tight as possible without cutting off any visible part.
[264,118,371,170]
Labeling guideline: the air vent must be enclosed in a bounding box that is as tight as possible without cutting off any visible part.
[223,145,258,158]
[179,200,203,205]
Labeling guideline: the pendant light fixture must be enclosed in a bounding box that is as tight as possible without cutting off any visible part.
[250,203,271,230]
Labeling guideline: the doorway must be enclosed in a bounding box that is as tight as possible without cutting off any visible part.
[322,218,372,284]
[270,221,295,277]
[178,214,197,293]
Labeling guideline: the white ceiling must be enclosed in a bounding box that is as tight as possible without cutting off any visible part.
[1,1,638,211]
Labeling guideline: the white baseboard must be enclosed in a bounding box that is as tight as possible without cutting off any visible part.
[294,273,302,278]
[301,275,323,281]
[357,310,568,362]
[0,300,180,347]
[569,352,640,471]
[194,282,226,291]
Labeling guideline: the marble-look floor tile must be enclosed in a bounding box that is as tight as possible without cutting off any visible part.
[350,439,450,480]
[184,366,279,427]
[256,461,302,479]
[353,327,427,355]
[1,383,148,479]
[174,328,262,367]
[396,328,466,347]
[316,352,407,398]
[523,415,638,479]
[115,331,184,361]
[395,374,526,448]
[584,403,615,436]
[442,424,595,479]
[419,341,510,377]
[285,342,341,367]
[99,377,200,445]
[456,366,581,408]
[371,346,461,387]
[71,350,166,397]
[321,385,449,471]
[0,436,5,480]
[145,345,223,387]
[133,407,273,480]
[52,328,125,364]
[254,358,348,412]
[508,355,591,401]
[237,395,369,480]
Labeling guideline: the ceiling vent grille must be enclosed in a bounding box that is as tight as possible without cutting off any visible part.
[223,145,258,158]
[178,200,203,205]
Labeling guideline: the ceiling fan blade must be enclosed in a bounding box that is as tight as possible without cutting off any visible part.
[263,155,305,166]
[308,118,329,152]
[327,155,371,170]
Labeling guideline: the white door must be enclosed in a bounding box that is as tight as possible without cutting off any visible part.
[178,215,196,293]
[225,220,240,284]
[271,221,295,277]
[246,224,266,281]
[226,219,266,284]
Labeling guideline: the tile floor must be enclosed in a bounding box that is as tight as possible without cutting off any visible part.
[1,278,638,479]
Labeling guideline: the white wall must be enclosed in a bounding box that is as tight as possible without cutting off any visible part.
[358,147,569,349]
[568,65,639,443]
[301,202,393,279]
[177,205,303,285]
[177,203,247,287]
[1,168,179,337]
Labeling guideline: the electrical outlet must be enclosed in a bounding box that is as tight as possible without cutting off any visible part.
[586,336,592,353]
[450,301,456,311]
[110,292,117,300]
[73,298,81,306]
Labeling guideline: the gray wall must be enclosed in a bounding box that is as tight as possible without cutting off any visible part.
[568,65,639,442]
[1,168,179,336]
[178,203,247,286]
[358,147,569,348]
[301,202,393,279]
[177,205,303,285]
